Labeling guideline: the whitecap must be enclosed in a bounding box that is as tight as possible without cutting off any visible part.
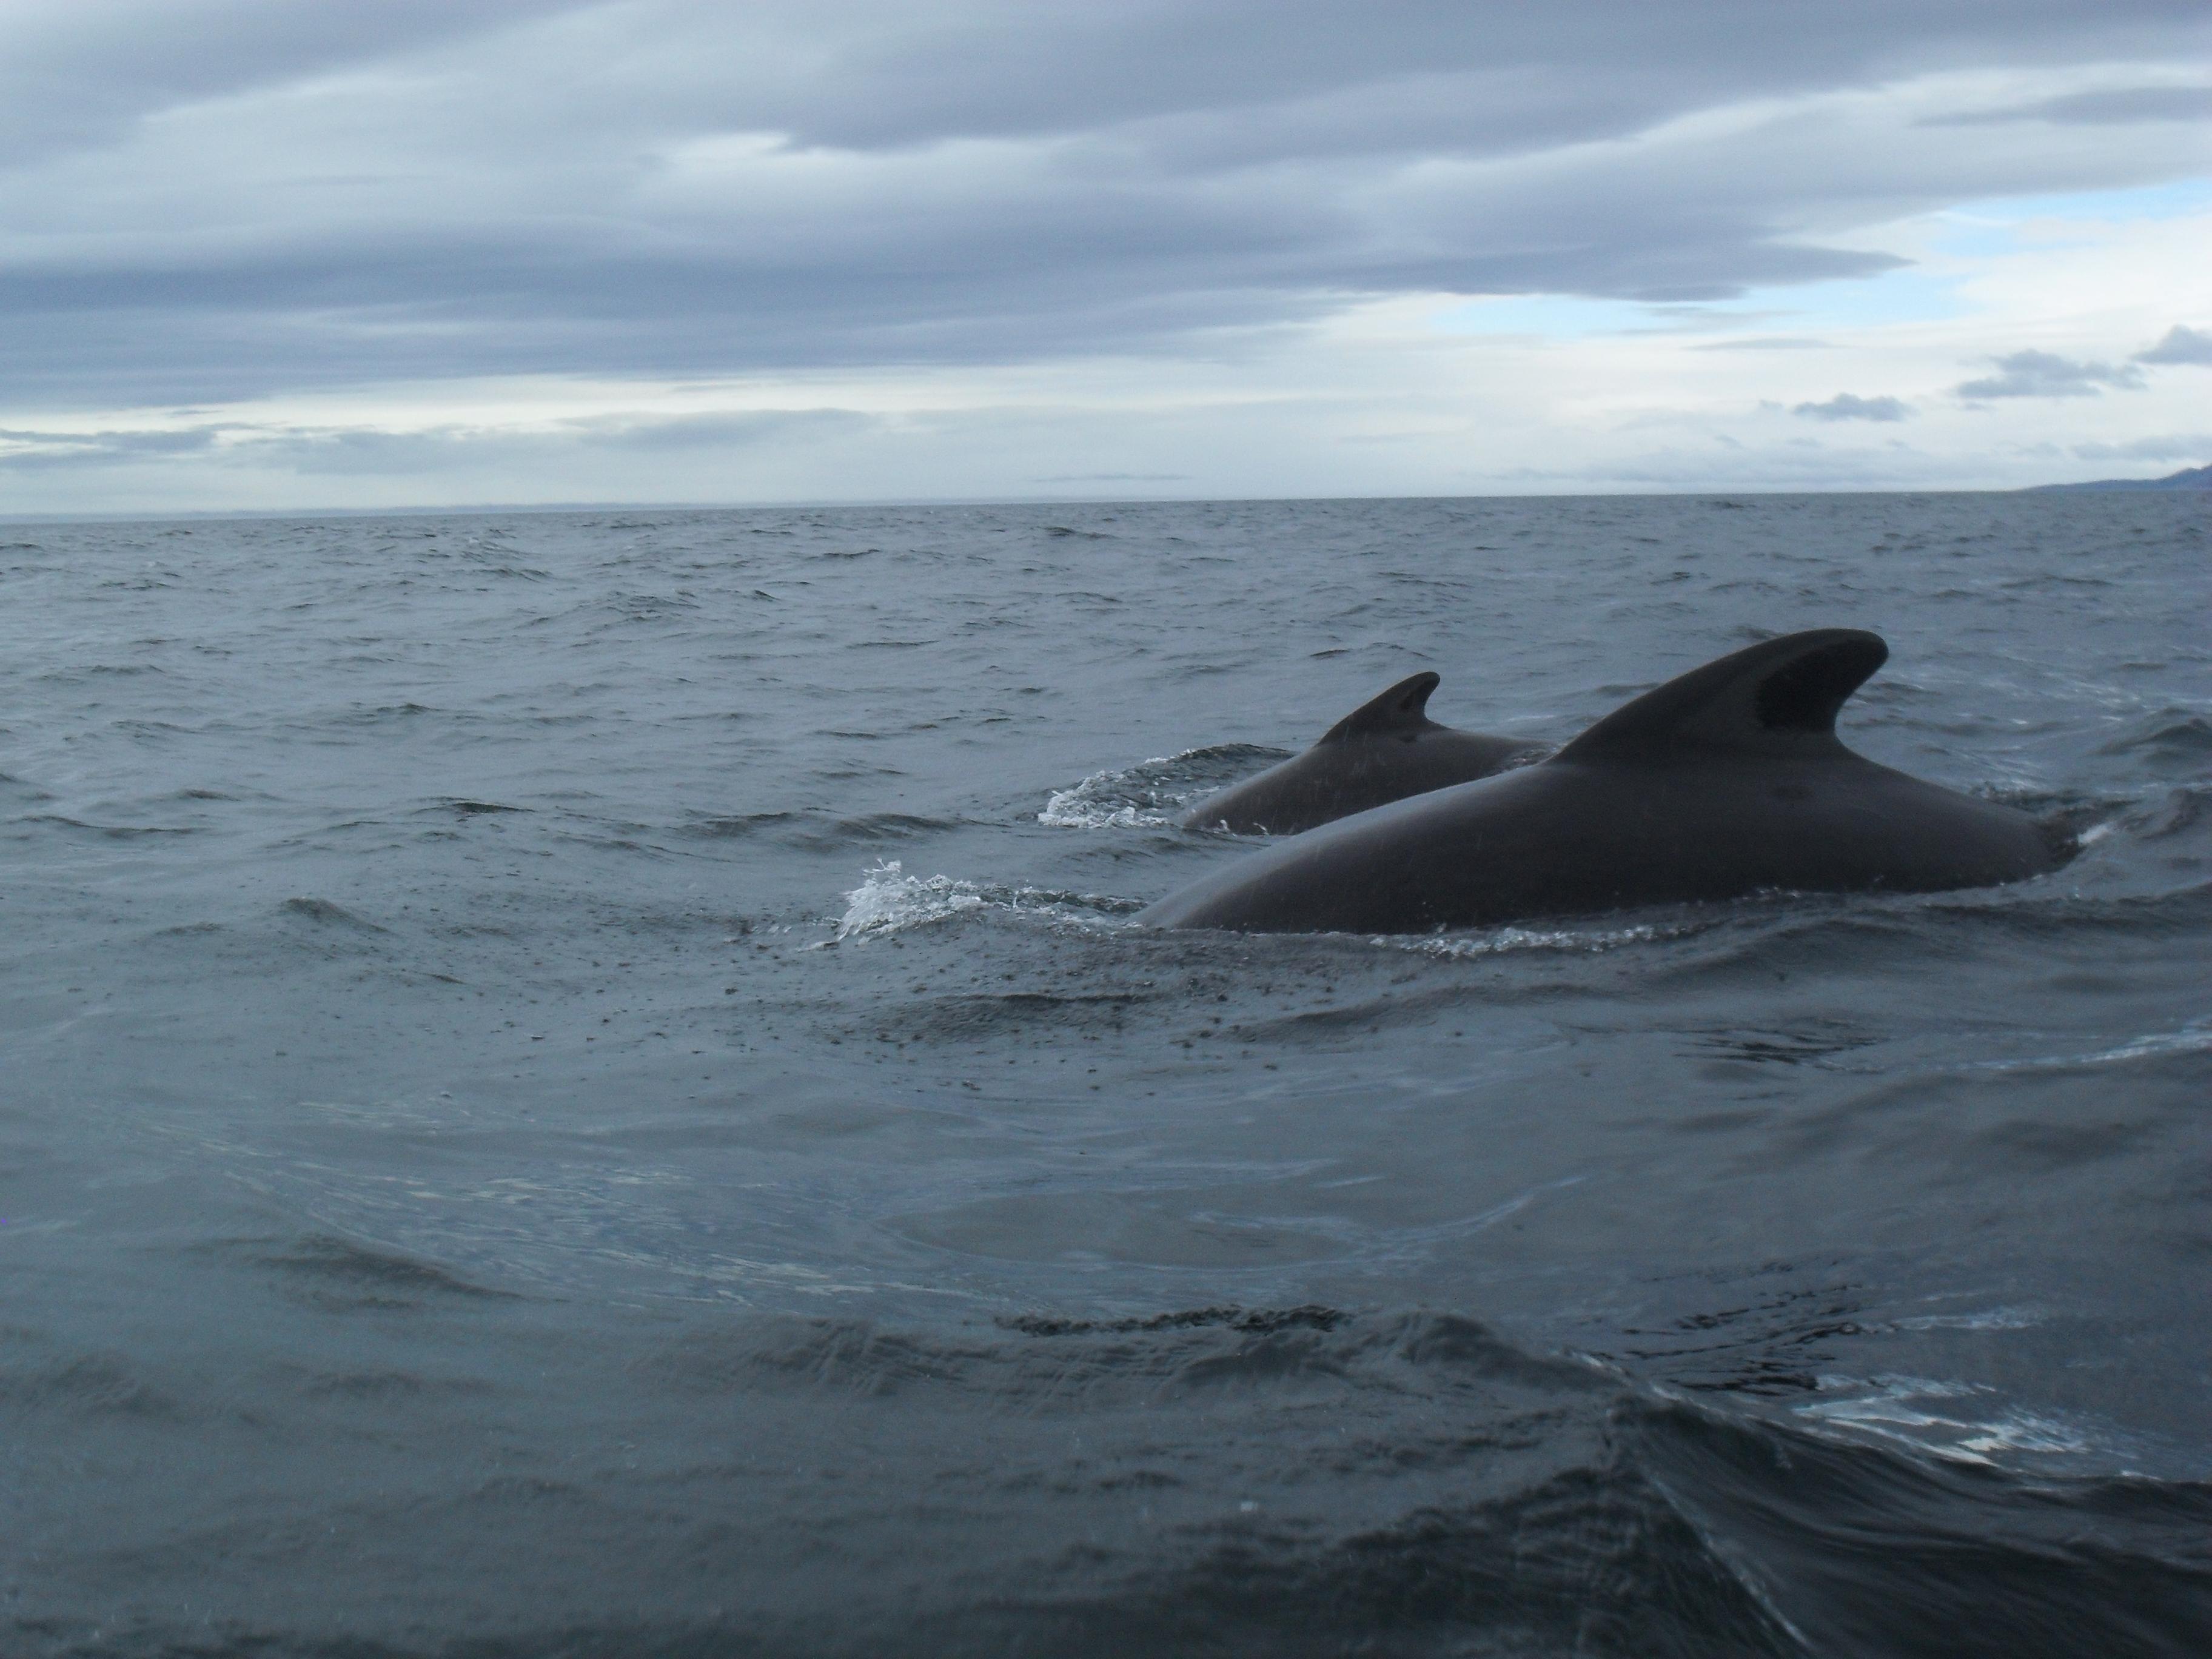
[1895,1305,2045,1333]
[1969,1017,2212,1073]
[1796,1373,2099,1466]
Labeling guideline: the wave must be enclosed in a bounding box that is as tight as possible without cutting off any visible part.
[1040,743,1286,829]
[2115,783,2211,843]
[1381,917,1717,958]
[1794,1372,2097,1466]
[833,859,1139,940]
[250,1232,517,1312]
[691,809,960,851]
[2097,709,2212,772]
[278,896,388,931]
[656,1305,1605,1407]
[1968,1017,2212,1074]
[15,813,196,840]
[625,1307,2212,1659]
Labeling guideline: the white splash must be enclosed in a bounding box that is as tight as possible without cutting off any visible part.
[1038,743,1285,830]
[834,860,988,940]
[1038,758,1191,830]
[1037,793,1174,830]
[832,860,1137,942]
[1797,1374,2097,1466]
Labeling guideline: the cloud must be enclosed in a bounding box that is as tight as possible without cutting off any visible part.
[0,3,2206,407]
[0,2,577,169]
[2072,434,2212,461]
[1031,472,1191,483]
[0,409,874,474]
[2135,323,2212,364]
[1955,350,2147,400]
[270,410,879,472]
[588,409,877,451]
[0,423,225,469]
[1500,437,1950,492]
[1695,337,1834,351]
[1922,84,2212,126]
[1791,393,1911,421]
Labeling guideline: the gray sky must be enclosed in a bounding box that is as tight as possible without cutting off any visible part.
[2,1,2208,511]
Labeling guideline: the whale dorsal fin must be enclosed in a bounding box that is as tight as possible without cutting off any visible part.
[1319,671,1442,743]
[1555,629,1889,762]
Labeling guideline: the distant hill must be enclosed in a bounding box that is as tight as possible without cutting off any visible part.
[2028,463,2211,492]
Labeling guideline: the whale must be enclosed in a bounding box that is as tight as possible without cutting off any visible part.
[1180,671,1546,835]
[1139,629,2075,934]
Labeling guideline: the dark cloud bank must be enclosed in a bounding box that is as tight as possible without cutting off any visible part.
[0,1,2207,407]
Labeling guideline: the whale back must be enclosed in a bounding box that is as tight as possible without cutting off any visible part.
[1144,627,2076,933]
[1555,629,1889,763]
[1179,669,1542,834]
[1318,671,1440,744]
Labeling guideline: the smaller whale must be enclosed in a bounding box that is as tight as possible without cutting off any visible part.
[1180,671,1545,835]
[1142,629,2076,934]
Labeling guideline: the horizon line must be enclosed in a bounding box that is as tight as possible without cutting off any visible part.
[7,477,2188,529]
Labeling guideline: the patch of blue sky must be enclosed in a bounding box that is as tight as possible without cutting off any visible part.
[1920,179,2212,270]
[1943,176,2212,227]
[1429,176,2211,344]
[1725,266,1971,331]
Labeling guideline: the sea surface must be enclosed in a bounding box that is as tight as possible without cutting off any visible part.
[1,493,2207,1657]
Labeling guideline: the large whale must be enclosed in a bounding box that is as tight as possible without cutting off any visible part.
[1180,671,1545,835]
[1139,629,2075,934]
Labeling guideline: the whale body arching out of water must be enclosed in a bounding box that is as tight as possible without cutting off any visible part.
[1179,671,1546,836]
[1139,629,2076,934]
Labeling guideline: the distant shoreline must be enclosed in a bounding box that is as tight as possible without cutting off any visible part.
[2025,462,2211,492]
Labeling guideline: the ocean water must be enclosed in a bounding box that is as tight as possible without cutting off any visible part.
[1,492,2206,1657]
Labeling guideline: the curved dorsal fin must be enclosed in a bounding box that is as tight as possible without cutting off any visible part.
[1319,671,1441,743]
[1555,629,1889,762]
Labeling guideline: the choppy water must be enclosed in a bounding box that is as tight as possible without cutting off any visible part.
[2,493,2207,1657]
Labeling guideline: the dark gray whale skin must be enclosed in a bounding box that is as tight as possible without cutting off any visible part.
[1139,629,2076,934]
[1179,672,1546,835]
